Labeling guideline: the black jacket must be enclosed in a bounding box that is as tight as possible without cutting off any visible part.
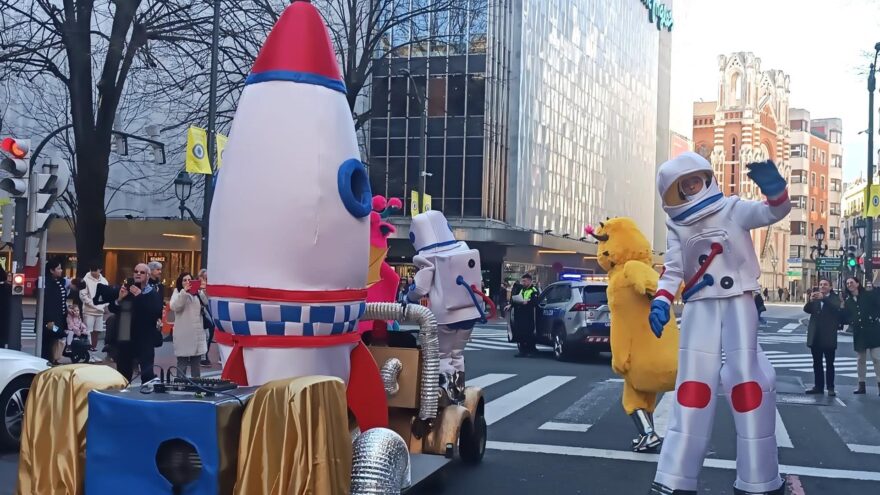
[804,293,842,350]
[43,276,68,330]
[510,284,540,341]
[108,284,164,346]
[843,290,880,352]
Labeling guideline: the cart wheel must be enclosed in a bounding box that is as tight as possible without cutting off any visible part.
[458,409,486,464]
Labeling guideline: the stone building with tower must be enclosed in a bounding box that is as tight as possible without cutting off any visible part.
[692,52,792,297]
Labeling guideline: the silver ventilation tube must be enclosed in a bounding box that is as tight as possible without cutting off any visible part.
[351,428,411,494]
[363,302,439,421]
[379,357,402,397]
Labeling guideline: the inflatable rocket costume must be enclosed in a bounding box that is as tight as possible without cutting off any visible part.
[407,210,493,404]
[208,0,387,432]
[648,153,790,495]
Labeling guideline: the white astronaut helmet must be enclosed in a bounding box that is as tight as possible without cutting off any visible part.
[657,152,723,224]
[409,210,461,254]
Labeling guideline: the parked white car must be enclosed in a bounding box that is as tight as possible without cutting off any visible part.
[0,349,50,449]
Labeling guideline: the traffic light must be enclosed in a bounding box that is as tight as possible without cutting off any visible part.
[0,138,31,197]
[27,168,58,235]
[11,273,24,296]
[847,245,858,269]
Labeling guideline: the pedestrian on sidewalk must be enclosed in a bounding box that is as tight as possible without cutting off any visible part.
[842,277,880,395]
[763,287,769,301]
[79,264,109,352]
[109,263,164,382]
[169,272,208,378]
[804,278,841,396]
[197,269,214,366]
[42,258,68,364]
[754,290,767,324]
[778,287,784,302]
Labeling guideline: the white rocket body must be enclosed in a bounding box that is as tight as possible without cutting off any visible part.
[207,1,371,386]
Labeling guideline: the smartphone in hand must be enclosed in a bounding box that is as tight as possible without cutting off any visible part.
[188,280,201,295]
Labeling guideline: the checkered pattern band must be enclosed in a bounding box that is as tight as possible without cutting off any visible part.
[210,298,366,337]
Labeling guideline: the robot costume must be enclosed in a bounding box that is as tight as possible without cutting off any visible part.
[407,210,493,405]
[647,152,791,495]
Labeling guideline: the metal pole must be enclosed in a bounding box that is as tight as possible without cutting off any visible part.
[201,0,221,269]
[866,53,877,283]
[6,197,27,351]
[33,227,48,357]
[400,70,428,214]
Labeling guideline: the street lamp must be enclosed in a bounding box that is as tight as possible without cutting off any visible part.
[856,217,867,241]
[864,42,880,283]
[174,171,200,226]
[811,226,827,286]
[399,69,428,215]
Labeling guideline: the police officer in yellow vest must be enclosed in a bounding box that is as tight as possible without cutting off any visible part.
[510,274,540,357]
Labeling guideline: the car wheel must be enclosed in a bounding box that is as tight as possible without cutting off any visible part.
[459,407,487,464]
[553,330,568,361]
[0,376,33,449]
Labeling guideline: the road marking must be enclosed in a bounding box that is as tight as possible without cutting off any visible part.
[652,392,674,437]
[836,398,847,407]
[467,373,516,390]
[485,375,575,426]
[779,323,800,333]
[539,421,592,433]
[847,444,880,455]
[775,408,793,448]
[486,441,880,481]
[466,341,517,351]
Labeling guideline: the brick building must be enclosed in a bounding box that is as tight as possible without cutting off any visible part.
[692,52,791,297]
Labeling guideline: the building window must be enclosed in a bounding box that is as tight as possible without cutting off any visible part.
[820,175,825,190]
[792,221,806,235]
[830,202,841,215]
[790,144,807,157]
[820,151,826,165]
[810,172,816,186]
[812,147,817,161]
[820,199,825,212]
[830,227,839,240]
[810,198,816,211]
[731,136,737,162]
[810,223,815,237]
[791,195,807,209]
[830,130,842,143]
[831,179,842,192]
[791,170,806,183]
[832,155,842,168]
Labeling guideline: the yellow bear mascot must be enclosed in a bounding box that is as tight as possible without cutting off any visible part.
[586,218,678,452]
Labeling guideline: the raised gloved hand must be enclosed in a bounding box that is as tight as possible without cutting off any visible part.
[746,160,786,197]
[648,299,670,338]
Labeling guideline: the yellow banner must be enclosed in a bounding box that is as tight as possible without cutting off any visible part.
[185,126,211,174]
[867,184,880,218]
[216,132,227,169]
[410,191,432,216]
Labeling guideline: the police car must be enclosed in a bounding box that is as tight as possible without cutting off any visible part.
[508,280,610,361]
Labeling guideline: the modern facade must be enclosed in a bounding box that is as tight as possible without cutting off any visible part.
[368,0,674,289]
[692,52,792,297]
[787,110,844,293]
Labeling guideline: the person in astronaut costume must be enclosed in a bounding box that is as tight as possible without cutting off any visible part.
[407,210,488,405]
[647,152,791,495]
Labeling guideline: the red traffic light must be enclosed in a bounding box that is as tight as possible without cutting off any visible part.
[1,138,28,159]
[12,273,24,285]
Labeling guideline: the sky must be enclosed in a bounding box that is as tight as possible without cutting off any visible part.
[669,0,880,182]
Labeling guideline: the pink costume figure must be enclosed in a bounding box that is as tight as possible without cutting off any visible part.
[207,0,386,432]
[648,152,790,495]
[358,195,402,339]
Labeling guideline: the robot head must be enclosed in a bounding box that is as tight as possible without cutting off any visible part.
[409,210,458,253]
[657,152,722,222]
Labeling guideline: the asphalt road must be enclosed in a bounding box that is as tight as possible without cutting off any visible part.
[3,303,879,494]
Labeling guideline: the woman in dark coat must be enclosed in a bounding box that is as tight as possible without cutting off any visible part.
[842,277,880,395]
[803,279,841,396]
[42,258,68,364]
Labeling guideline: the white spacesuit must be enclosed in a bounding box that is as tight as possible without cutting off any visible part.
[407,210,485,404]
[648,153,791,495]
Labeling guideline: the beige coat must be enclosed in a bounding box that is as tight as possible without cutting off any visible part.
[170,289,208,357]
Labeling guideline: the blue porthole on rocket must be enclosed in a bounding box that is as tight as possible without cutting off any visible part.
[337,159,372,218]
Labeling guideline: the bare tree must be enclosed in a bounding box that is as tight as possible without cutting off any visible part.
[0,0,217,274]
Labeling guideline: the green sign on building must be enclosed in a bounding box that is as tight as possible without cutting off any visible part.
[641,0,673,32]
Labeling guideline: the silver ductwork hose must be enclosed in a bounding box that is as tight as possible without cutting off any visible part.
[363,302,439,421]
[351,428,412,494]
[379,358,402,396]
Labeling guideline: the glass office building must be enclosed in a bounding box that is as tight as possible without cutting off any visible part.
[368,0,673,287]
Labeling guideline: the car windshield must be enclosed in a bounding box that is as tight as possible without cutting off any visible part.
[580,286,608,306]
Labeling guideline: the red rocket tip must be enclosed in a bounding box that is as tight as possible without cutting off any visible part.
[247,1,344,92]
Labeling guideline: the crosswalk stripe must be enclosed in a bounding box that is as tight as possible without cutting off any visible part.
[819,404,880,456]
[779,323,800,333]
[539,421,592,432]
[842,372,877,378]
[848,444,880,455]
[775,408,794,448]
[485,375,576,426]
[467,373,516,389]
[466,341,516,350]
